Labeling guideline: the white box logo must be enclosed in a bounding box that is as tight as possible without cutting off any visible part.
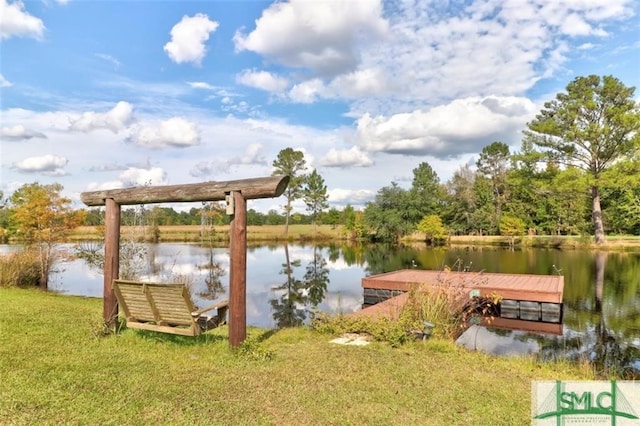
[532,381,640,425]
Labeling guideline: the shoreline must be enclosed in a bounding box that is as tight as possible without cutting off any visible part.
[6,224,640,251]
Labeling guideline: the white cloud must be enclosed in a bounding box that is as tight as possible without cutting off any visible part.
[354,96,538,158]
[1,124,46,141]
[561,14,596,37]
[94,53,121,69]
[118,167,168,187]
[68,101,134,133]
[0,73,12,87]
[577,42,596,50]
[233,143,267,165]
[288,79,324,104]
[164,13,218,66]
[328,188,374,205]
[189,143,267,179]
[0,0,45,40]
[233,0,388,77]
[86,180,123,191]
[13,154,67,176]
[127,117,200,149]
[320,147,373,168]
[188,81,215,90]
[327,68,388,99]
[341,0,634,115]
[236,70,288,93]
[190,160,227,178]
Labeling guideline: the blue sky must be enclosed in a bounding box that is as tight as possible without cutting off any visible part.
[2,0,639,213]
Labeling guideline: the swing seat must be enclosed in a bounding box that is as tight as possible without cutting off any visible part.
[112,279,229,336]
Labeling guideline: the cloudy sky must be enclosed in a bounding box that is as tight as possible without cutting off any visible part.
[1,0,639,213]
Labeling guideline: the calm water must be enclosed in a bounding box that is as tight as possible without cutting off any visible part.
[2,242,639,376]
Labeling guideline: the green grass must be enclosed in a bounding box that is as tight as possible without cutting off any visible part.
[0,288,594,425]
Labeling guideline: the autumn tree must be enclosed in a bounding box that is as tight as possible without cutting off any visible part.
[8,183,85,289]
[272,148,307,237]
[303,169,329,233]
[0,191,8,243]
[526,75,640,244]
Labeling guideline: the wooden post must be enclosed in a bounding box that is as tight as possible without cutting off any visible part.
[228,191,247,348]
[104,198,121,328]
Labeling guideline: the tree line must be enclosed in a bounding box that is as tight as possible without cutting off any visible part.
[364,75,640,243]
[1,74,639,251]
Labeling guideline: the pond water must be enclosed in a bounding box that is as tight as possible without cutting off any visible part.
[2,242,639,377]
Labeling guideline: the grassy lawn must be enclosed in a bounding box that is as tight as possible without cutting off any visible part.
[0,288,594,425]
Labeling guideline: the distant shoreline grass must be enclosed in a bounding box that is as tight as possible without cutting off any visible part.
[0,288,594,425]
[66,224,640,251]
[69,224,347,243]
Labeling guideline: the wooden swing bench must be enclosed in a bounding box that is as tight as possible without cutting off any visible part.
[112,279,229,336]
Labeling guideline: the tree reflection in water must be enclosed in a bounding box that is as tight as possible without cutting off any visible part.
[270,244,329,328]
[511,251,639,379]
[196,245,225,300]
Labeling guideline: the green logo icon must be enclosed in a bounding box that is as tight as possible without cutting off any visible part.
[532,380,639,425]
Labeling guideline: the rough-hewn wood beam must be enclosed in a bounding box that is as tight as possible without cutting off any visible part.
[80,176,289,206]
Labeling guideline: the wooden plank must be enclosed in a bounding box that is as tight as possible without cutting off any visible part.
[81,176,289,206]
[125,321,197,336]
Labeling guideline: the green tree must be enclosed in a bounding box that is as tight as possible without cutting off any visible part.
[526,75,640,244]
[507,136,547,233]
[272,148,307,237]
[444,165,476,235]
[476,141,511,231]
[363,183,413,243]
[8,183,85,289]
[408,162,444,222]
[324,207,341,228]
[601,158,640,234]
[471,175,495,235]
[499,215,525,248]
[303,169,329,233]
[417,214,446,245]
[544,167,590,235]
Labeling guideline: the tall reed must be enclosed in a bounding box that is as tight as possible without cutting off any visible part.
[0,251,42,287]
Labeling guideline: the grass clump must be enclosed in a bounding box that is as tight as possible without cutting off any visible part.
[0,250,41,288]
[312,312,410,347]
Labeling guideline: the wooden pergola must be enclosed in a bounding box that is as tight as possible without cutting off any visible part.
[80,176,289,348]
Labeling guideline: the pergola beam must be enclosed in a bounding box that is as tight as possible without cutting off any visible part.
[81,176,289,206]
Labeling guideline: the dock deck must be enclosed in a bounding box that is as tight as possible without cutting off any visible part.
[362,269,564,304]
[358,269,564,325]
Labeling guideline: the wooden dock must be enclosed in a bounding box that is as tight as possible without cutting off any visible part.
[357,269,564,327]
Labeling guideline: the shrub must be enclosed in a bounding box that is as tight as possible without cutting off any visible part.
[0,250,42,287]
